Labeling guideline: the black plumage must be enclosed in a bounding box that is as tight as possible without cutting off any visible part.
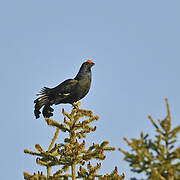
[34,60,95,119]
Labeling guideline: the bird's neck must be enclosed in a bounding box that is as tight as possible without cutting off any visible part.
[75,69,91,81]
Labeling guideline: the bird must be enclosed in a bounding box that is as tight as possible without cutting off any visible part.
[34,60,95,119]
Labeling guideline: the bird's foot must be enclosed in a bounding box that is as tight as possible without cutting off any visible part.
[72,103,79,109]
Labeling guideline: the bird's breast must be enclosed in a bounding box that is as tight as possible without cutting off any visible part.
[74,77,91,100]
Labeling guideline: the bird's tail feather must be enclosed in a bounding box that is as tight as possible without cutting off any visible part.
[42,104,54,118]
[34,87,53,119]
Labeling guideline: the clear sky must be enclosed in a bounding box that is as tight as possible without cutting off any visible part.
[1,0,180,179]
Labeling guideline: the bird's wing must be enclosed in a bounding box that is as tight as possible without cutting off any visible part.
[48,79,78,104]
[51,79,78,95]
[35,79,78,106]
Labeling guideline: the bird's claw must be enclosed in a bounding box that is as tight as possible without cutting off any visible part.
[72,103,79,109]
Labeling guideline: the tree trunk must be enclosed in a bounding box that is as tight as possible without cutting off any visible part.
[72,162,76,180]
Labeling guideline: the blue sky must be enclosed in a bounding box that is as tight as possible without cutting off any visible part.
[1,0,180,179]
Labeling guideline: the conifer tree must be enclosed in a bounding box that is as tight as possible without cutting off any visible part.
[119,99,180,180]
[24,102,125,180]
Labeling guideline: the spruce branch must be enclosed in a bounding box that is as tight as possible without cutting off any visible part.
[48,128,60,152]
[24,102,123,179]
[119,99,180,180]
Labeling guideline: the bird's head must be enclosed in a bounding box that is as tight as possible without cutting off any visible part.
[84,59,95,68]
[81,60,95,71]
[75,60,95,80]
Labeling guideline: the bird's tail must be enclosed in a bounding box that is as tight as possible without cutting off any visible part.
[34,87,54,119]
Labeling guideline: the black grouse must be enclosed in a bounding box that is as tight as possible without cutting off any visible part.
[34,60,95,119]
